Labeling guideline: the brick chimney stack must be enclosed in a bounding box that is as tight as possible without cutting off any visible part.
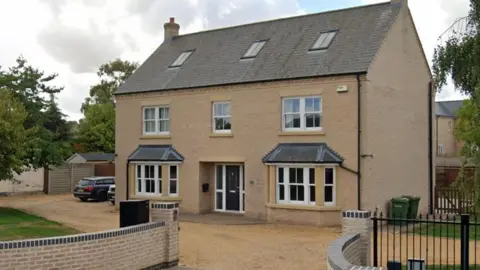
[164,17,180,41]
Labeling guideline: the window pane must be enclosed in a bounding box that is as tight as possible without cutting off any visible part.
[325,186,333,202]
[159,107,169,119]
[223,103,231,116]
[284,99,300,113]
[144,108,155,120]
[289,168,296,183]
[145,121,156,133]
[214,103,223,116]
[137,179,142,192]
[278,168,284,183]
[216,166,223,189]
[159,120,169,132]
[223,117,232,130]
[137,165,141,178]
[158,180,162,194]
[215,118,224,130]
[310,186,316,202]
[305,98,314,112]
[170,166,177,179]
[309,168,315,184]
[216,192,223,209]
[285,114,301,128]
[296,168,303,183]
[170,180,177,194]
[306,114,320,128]
[158,165,162,179]
[146,180,152,193]
[325,168,334,185]
[314,97,321,111]
[290,185,297,200]
[298,186,305,201]
[279,185,285,200]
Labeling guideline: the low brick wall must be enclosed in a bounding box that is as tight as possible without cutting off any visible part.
[0,202,180,270]
[327,233,362,270]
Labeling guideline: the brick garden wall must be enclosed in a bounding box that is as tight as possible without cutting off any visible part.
[0,202,179,270]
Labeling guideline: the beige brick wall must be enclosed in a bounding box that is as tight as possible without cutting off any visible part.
[362,4,433,213]
[115,76,359,219]
[0,204,180,270]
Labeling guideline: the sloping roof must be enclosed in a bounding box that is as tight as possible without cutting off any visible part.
[117,2,401,95]
[262,143,343,164]
[436,100,465,117]
[78,153,115,162]
[128,145,184,162]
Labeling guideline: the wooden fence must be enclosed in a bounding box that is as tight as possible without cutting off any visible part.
[435,186,477,214]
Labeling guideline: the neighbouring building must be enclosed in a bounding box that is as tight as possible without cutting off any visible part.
[114,0,434,225]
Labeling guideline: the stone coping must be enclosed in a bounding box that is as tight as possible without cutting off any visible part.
[151,202,180,209]
[327,233,360,270]
[0,221,166,250]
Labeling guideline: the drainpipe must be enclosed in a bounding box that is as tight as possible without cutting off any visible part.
[356,74,362,210]
[428,81,434,214]
[126,160,130,201]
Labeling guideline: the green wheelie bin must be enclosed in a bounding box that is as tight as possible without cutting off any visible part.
[389,197,409,225]
[402,195,421,219]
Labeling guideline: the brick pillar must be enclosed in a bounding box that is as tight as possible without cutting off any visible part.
[151,202,179,267]
[342,210,371,266]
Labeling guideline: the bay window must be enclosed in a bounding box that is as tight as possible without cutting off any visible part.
[136,164,161,195]
[169,165,179,196]
[276,167,315,205]
[282,96,322,131]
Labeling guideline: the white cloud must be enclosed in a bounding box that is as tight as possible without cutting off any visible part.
[362,0,470,101]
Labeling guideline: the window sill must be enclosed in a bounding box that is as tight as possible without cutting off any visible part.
[278,130,325,136]
[140,134,171,139]
[131,195,182,201]
[210,133,233,138]
[265,203,340,212]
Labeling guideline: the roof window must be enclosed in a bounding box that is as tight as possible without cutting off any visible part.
[242,40,267,59]
[310,31,337,51]
[170,50,194,67]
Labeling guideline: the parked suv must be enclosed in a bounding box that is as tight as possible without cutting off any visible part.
[108,185,115,205]
[73,177,115,202]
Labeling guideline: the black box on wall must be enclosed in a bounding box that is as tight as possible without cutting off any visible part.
[120,200,149,228]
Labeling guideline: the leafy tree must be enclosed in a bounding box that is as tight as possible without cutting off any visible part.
[433,0,480,205]
[77,59,138,152]
[0,56,71,169]
[82,58,138,112]
[78,103,115,153]
[0,88,31,180]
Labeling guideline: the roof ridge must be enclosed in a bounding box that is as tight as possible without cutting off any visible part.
[175,2,391,39]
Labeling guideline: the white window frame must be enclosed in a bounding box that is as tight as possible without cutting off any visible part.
[214,164,244,213]
[438,144,444,155]
[324,167,336,206]
[212,101,232,134]
[276,166,315,206]
[135,164,162,196]
[168,165,179,196]
[282,96,322,132]
[143,106,170,135]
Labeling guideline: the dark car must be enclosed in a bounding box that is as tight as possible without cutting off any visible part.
[73,177,115,202]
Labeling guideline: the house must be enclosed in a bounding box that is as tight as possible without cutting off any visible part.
[114,0,434,225]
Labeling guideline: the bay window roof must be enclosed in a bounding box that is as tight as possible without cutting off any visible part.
[128,145,184,162]
[262,143,343,164]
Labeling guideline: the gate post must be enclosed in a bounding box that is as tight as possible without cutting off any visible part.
[343,210,371,266]
[461,214,470,270]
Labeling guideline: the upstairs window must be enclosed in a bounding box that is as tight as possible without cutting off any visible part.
[310,31,337,51]
[242,40,267,59]
[282,96,322,131]
[170,50,194,67]
[213,101,232,133]
[143,106,170,135]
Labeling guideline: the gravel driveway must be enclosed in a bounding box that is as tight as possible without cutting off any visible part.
[0,194,340,270]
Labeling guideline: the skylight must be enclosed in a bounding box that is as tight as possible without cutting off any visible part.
[310,31,337,51]
[242,40,267,59]
[170,50,194,67]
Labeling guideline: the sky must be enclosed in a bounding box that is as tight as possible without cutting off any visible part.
[0,0,471,121]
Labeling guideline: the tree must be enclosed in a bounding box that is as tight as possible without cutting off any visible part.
[78,103,115,153]
[82,58,138,112]
[433,0,480,205]
[77,59,138,152]
[0,88,31,180]
[0,56,71,169]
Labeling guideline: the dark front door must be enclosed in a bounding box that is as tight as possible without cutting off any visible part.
[225,165,240,211]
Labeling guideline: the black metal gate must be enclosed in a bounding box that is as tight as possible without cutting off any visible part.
[372,213,479,270]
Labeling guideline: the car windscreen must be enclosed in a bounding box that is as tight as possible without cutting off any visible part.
[78,179,94,186]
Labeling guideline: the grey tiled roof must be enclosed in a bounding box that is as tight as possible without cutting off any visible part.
[78,153,115,162]
[117,2,400,94]
[128,145,184,162]
[436,100,465,117]
[262,143,344,164]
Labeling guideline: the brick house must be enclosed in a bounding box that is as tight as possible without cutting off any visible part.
[114,0,434,225]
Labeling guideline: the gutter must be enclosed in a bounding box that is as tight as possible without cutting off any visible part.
[428,82,434,214]
[356,74,362,210]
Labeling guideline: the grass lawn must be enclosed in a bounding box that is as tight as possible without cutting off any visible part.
[0,207,78,241]
[414,220,480,240]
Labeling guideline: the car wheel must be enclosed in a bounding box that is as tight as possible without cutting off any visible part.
[98,192,107,202]
[80,198,88,202]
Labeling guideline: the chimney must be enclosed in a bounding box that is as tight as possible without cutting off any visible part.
[164,17,180,41]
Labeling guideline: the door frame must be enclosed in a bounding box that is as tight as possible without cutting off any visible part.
[214,164,244,213]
